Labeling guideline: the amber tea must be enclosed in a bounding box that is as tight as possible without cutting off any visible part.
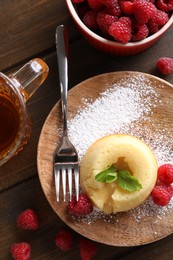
[0,94,20,157]
[0,58,49,166]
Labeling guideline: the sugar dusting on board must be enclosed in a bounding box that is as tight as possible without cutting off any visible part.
[62,74,173,223]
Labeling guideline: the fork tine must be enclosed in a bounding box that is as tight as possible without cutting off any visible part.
[68,168,72,201]
[54,166,60,202]
[74,166,79,201]
[62,168,66,201]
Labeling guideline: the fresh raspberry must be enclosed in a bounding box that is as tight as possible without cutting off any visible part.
[79,238,98,260]
[120,1,134,15]
[55,229,73,251]
[10,242,31,260]
[158,164,173,185]
[119,16,132,27]
[77,4,90,19]
[132,23,149,41]
[150,183,173,206]
[148,18,161,33]
[72,0,85,3]
[87,0,104,10]
[83,10,99,30]
[109,17,132,43]
[100,0,121,16]
[97,10,118,34]
[16,209,39,230]
[156,57,173,75]
[133,0,157,24]
[106,6,122,16]
[68,193,93,216]
[100,0,118,8]
[148,9,169,33]
[153,10,169,25]
[157,0,173,12]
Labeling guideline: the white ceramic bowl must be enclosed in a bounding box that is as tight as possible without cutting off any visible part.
[66,0,173,55]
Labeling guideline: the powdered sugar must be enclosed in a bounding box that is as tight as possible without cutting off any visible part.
[64,73,173,222]
[68,75,164,161]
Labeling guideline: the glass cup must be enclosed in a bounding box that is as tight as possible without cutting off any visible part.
[0,58,49,166]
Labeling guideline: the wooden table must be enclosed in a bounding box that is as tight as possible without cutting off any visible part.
[1,1,173,259]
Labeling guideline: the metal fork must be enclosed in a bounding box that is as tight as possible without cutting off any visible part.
[54,25,79,202]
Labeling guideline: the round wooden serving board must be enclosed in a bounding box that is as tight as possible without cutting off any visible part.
[37,71,173,246]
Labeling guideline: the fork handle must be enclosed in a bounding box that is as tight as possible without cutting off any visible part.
[56,25,68,137]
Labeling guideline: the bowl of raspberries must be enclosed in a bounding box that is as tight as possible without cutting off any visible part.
[66,0,173,55]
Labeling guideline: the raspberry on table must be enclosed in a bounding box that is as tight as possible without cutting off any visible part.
[97,10,118,34]
[79,238,98,260]
[158,164,173,185]
[68,193,93,216]
[10,242,31,260]
[55,229,73,251]
[150,183,173,206]
[16,209,39,230]
[156,57,173,75]
[109,17,132,43]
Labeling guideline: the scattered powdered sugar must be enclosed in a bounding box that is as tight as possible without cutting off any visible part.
[61,74,173,223]
[68,76,162,160]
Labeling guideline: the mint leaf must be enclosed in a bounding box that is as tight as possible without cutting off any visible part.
[95,165,142,192]
[105,172,117,183]
[117,170,142,192]
[95,165,117,182]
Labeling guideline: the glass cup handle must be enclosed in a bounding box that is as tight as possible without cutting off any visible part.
[10,58,49,102]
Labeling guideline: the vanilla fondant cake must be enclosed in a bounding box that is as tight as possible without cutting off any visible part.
[80,134,158,213]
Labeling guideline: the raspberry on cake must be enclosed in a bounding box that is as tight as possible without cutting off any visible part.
[80,134,158,213]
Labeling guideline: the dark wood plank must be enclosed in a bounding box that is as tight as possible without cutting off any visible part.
[0,0,79,71]
[120,234,173,260]
[0,177,135,260]
[1,1,173,259]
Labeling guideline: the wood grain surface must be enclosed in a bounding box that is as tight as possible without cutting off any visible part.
[0,0,78,71]
[1,0,173,258]
[37,71,173,246]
